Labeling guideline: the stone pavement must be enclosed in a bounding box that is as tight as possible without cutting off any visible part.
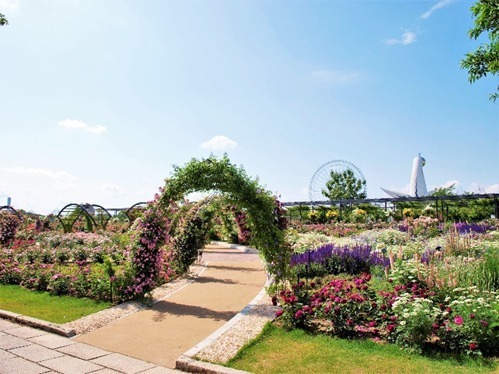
[0,244,267,373]
[0,318,178,373]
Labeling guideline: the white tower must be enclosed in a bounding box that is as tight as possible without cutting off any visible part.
[409,154,428,197]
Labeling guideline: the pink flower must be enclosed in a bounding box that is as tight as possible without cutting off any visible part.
[387,324,396,333]
[275,309,283,318]
[454,315,464,325]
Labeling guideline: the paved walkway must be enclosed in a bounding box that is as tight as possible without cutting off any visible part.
[0,318,177,373]
[0,245,266,373]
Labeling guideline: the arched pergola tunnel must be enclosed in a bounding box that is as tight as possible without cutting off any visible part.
[127,155,290,299]
[157,155,289,284]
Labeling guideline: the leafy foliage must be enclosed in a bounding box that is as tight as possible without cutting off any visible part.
[127,202,169,298]
[158,155,289,285]
[0,13,7,26]
[322,168,367,201]
[0,212,21,246]
[169,200,210,273]
[461,0,499,101]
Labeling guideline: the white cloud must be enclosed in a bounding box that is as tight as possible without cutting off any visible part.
[442,180,460,189]
[58,119,108,135]
[201,135,237,151]
[1,167,77,180]
[429,180,460,192]
[420,0,457,20]
[468,183,499,194]
[385,31,417,46]
[311,69,361,84]
[0,0,20,11]
[100,183,125,196]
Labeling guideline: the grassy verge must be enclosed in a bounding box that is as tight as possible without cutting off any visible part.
[227,323,498,374]
[0,284,111,324]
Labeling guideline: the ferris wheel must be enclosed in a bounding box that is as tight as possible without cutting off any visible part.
[308,160,367,202]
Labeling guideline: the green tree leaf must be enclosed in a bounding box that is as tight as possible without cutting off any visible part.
[322,169,367,201]
[461,0,499,101]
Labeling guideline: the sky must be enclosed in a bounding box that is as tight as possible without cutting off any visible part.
[0,0,498,215]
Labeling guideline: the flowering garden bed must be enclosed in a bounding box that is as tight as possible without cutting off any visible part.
[275,218,499,358]
[0,207,178,304]
[1,200,498,362]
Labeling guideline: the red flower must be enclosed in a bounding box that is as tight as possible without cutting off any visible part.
[432,323,440,330]
[387,324,396,333]
[480,320,489,327]
[275,309,283,318]
[469,342,478,351]
[469,313,476,319]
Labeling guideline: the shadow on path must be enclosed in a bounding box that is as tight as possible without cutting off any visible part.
[152,300,237,322]
[205,264,263,272]
[193,276,237,285]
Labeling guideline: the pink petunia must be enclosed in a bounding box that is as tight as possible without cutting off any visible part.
[454,315,464,325]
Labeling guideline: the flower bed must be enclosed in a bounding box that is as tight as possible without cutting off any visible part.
[0,228,175,303]
[275,219,499,357]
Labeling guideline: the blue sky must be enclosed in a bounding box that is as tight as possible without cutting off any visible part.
[0,0,497,214]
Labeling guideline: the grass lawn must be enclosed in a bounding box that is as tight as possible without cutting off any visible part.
[227,323,499,374]
[0,284,111,324]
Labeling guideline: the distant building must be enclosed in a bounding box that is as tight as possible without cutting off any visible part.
[381,154,428,198]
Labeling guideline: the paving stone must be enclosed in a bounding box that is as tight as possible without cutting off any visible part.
[0,348,16,361]
[91,352,156,373]
[10,343,64,362]
[90,369,123,373]
[28,333,75,349]
[40,355,103,374]
[6,326,47,339]
[0,319,19,331]
[57,342,110,360]
[1,356,50,374]
[0,334,32,349]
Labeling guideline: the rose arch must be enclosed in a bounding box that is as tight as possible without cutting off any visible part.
[127,155,289,298]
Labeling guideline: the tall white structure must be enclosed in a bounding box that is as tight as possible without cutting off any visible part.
[409,154,427,197]
[381,154,428,198]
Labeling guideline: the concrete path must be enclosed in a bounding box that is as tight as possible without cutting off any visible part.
[75,245,266,369]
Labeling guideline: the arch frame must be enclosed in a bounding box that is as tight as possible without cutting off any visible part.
[157,155,289,283]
